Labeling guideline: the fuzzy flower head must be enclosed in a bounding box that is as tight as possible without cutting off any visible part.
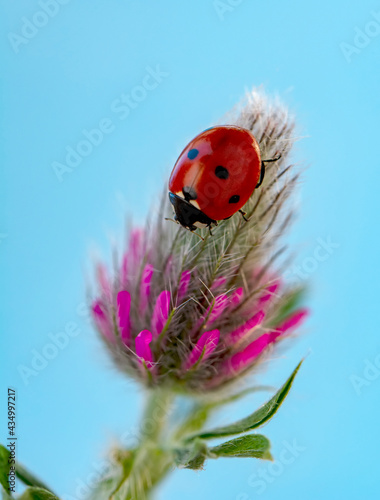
[91,90,308,393]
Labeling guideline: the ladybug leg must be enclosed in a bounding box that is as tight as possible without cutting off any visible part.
[256,153,282,188]
[255,162,266,188]
[165,217,179,225]
[239,210,249,222]
[191,230,204,241]
[208,225,214,236]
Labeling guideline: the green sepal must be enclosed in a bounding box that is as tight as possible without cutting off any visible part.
[86,466,125,500]
[269,287,305,327]
[87,450,134,500]
[174,405,210,440]
[186,360,303,441]
[173,439,208,470]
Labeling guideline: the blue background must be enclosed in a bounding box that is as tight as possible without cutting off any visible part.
[1,1,379,499]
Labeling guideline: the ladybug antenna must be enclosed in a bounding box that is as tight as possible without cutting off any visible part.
[165,217,179,225]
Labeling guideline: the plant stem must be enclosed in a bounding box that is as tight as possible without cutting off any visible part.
[115,388,175,500]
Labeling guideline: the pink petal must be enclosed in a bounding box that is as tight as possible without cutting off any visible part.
[206,293,229,326]
[120,253,128,288]
[117,291,131,345]
[225,333,271,374]
[177,270,191,303]
[184,329,220,370]
[151,291,171,337]
[165,255,173,274]
[270,308,309,341]
[230,287,244,308]
[128,228,143,263]
[135,329,154,368]
[228,333,270,372]
[92,301,114,342]
[96,264,111,300]
[224,310,265,346]
[225,308,308,375]
[211,276,227,290]
[139,264,154,314]
[257,280,281,308]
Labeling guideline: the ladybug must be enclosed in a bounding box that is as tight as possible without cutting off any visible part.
[168,125,279,235]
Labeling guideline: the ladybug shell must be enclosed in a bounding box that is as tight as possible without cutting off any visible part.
[168,126,261,221]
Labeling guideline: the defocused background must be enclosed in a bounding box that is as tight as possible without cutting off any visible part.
[1,1,379,499]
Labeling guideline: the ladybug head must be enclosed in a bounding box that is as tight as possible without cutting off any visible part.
[168,192,216,232]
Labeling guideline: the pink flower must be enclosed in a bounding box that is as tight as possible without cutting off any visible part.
[92,250,308,391]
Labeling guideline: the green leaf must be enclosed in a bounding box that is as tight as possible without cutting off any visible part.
[1,486,13,500]
[0,443,55,496]
[0,445,11,492]
[174,434,272,470]
[14,463,53,492]
[209,434,272,460]
[186,360,303,441]
[18,487,59,500]
[204,385,274,410]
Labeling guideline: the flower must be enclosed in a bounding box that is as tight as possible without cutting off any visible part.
[91,90,308,393]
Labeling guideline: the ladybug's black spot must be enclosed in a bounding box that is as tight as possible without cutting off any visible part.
[215,165,229,179]
[229,195,240,204]
[187,149,199,160]
[183,186,197,201]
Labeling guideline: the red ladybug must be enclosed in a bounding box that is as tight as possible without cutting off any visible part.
[168,125,278,234]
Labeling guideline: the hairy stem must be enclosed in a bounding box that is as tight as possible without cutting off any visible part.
[116,389,175,500]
